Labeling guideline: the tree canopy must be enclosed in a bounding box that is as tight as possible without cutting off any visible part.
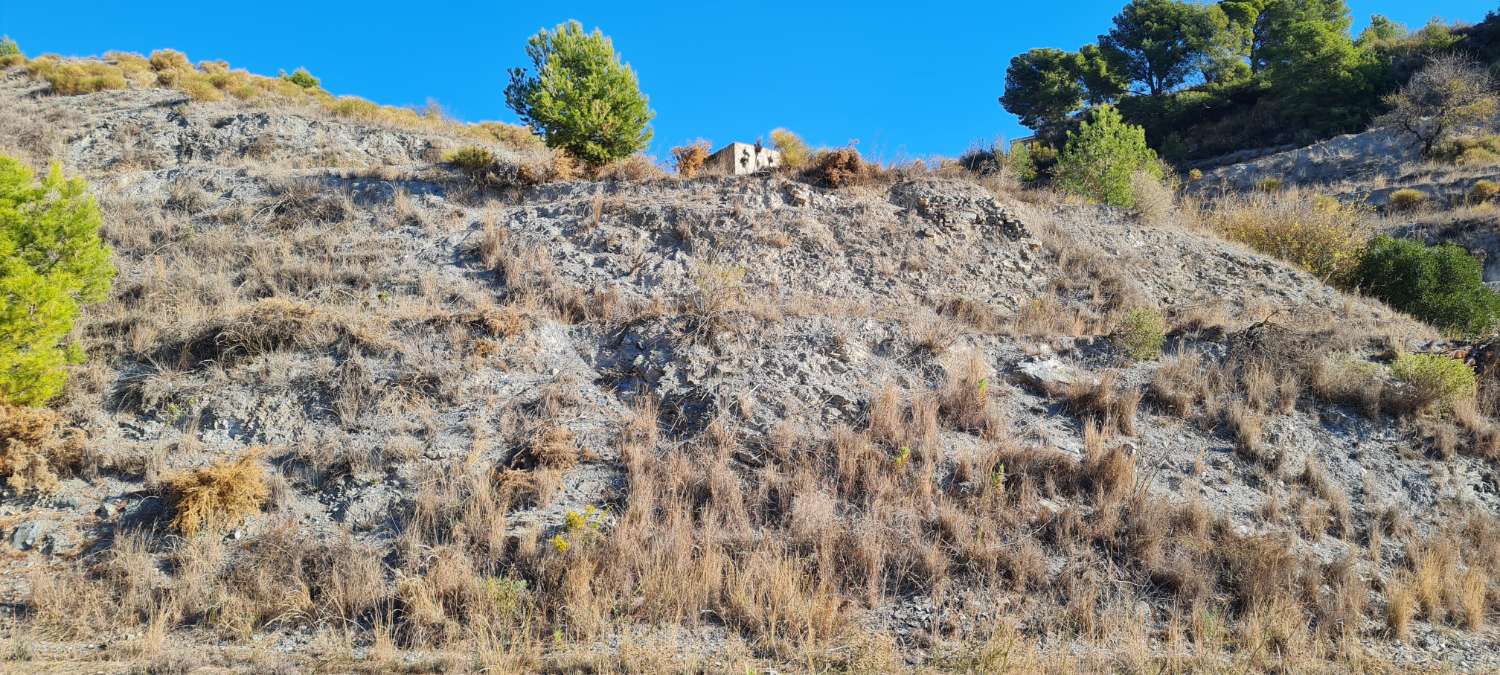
[505,20,655,166]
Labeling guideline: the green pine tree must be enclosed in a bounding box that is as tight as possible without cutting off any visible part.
[505,21,655,166]
[1054,105,1162,208]
[0,156,115,406]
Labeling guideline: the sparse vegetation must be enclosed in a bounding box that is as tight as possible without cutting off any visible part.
[505,20,654,165]
[1205,189,1368,286]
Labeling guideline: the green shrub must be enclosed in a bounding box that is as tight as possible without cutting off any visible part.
[1254,177,1284,193]
[0,36,21,67]
[0,156,115,405]
[1115,307,1166,361]
[1470,180,1500,203]
[1356,235,1500,336]
[1391,353,1476,412]
[444,146,498,174]
[770,129,810,170]
[505,21,654,166]
[1387,188,1429,212]
[1010,141,1038,183]
[1055,105,1161,208]
[281,67,320,90]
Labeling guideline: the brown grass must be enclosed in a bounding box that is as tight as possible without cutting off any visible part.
[0,403,85,493]
[164,451,270,536]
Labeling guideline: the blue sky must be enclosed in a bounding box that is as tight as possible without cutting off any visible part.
[1,2,1491,162]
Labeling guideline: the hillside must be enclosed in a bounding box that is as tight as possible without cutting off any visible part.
[4,56,1500,673]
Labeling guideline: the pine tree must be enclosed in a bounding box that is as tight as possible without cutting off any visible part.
[505,21,654,166]
[0,156,115,406]
[1054,106,1162,207]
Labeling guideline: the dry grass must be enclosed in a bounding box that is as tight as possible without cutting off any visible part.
[163,451,270,536]
[0,403,85,493]
[1201,189,1369,286]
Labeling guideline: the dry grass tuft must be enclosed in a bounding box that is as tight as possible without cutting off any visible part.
[671,140,711,178]
[0,403,85,493]
[512,426,580,471]
[1064,371,1140,436]
[164,451,270,536]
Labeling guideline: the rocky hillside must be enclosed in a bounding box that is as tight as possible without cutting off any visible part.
[4,59,1500,673]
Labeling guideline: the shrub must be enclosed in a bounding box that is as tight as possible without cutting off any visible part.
[1187,168,1203,182]
[444,145,498,174]
[0,403,84,493]
[1130,167,1177,226]
[26,57,127,95]
[770,129,810,170]
[1378,54,1498,157]
[671,140,711,178]
[1055,105,1161,208]
[1387,189,1429,212]
[1206,191,1368,287]
[0,36,21,67]
[1255,177,1284,193]
[805,147,871,188]
[0,156,115,405]
[1470,180,1500,203]
[165,451,270,536]
[1391,353,1476,412]
[281,67,320,90]
[505,21,654,166]
[1356,236,1500,336]
[1009,141,1039,183]
[471,122,545,151]
[1115,307,1166,361]
[593,154,667,182]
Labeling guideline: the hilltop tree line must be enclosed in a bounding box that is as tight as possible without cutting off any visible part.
[1002,0,1500,160]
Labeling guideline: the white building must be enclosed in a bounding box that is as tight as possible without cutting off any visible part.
[702,142,781,176]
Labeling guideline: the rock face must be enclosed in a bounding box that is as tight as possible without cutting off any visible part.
[3,65,1500,671]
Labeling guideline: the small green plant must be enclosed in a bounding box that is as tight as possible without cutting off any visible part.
[894,446,912,469]
[1387,188,1429,212]
[1009,141,1038,183]
[0,36,21,67]
[1254,177,1284,193]
[1392,353,1477,412]
[444,146,497,174]
[1356,236,1500,336]
[990,463,1006,493]
[770,129,810,170]
[1187,168,1203,182]
[977,377,989,399]
[1055,105,1162,208]
[505,20,654,165]
[1115,307,1167,361]
[281,67,320,90]
[549,534,570,553]
[0,156,116,405]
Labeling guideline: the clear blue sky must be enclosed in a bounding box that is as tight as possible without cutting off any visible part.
[1,2,1490,162]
